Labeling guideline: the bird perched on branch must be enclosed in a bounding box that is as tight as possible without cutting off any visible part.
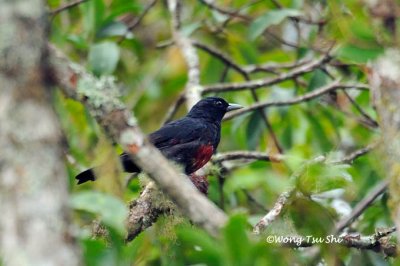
[76,97,242,193]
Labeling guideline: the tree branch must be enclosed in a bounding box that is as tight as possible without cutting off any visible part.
[335,179,389,233]
[253,143,376,235]
[278,227,396,257]
[126,181,173,241]
[193,41,284,152]
[50,0,88,16]
[118,0,158,43]
[329,142,378,165]
[213,151,284,164]
[168,0,202,109]
[198,0,250,21]
[48,45,228,239]
[253,156,326,234]
[203,55,332,94]
[224,81,370,120]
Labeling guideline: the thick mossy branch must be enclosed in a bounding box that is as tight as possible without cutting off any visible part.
[48,45,228,239]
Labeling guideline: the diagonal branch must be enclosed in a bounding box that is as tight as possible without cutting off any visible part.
[202,55,332,93]
[253,156,326,234]
[50,0,88,16]
[193,41,284,152]
[213,151,284,163]
[118,0,158,43]
[253,143,377,235]
[48,44,227,239]
[335,179,389,233]
[198,0,250,21]
[224,81,370,120]
[329,142,378,165]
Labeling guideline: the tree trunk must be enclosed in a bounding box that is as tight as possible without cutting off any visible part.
[368,49,400,242]
[0,0,80,265]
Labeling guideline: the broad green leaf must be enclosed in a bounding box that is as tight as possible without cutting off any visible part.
[308,69,329,91]
[71,191,128,235]
[307,111,333,152]
[246,111,265,150]
[336,44,383,63]
[288,197,334,237]
[82,239,114,266]
[176,227,223,265]
[298,163,352,194]
[249,9,302,40]
[223,214,250,266]
[225,168,270,193]
[88,41,120,76]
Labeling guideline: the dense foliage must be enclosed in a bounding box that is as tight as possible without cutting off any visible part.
[48,0,396,264]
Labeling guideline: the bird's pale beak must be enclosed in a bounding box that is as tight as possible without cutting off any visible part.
[226,103,243,112]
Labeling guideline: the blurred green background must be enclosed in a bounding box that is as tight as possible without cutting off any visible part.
[48,0,395,265]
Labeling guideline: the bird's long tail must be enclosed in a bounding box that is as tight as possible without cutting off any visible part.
[75,153,141,184]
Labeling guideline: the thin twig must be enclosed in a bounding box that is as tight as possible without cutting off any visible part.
[118,0,158,43]
[253,156,326,234]
[253,191,292,234]
[341,89,379,128]
[193,41,285,152]
[243,190,269,212]
[198,0,250,21]
[329,142,378,165]
[243,60,310,74]
[193,41,247,76]
[335,179,389,233]
[224,81,370,120]
[162,93,186,124]
[50,0,89,16]
[203,55,332,94]
[213,151,284,163]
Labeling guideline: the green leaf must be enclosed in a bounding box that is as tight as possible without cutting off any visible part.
[288,197,334,237]
[249,9,302,40]
[67,35,89,50]
[88,41,120,76]
[307,111,333,152]
[176,227,223,265]
[223,214,250,266]
[82,239,114,266]
[71,191,128,235]
[336,44,384,63]
[106,2,142,22]
[246,111,264,150]
[308,69,329,91]
[298,163,351,194]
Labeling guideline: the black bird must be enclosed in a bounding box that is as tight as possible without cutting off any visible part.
[76,97,242,188]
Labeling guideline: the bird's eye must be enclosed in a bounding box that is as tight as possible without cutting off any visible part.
[215,101,223,107]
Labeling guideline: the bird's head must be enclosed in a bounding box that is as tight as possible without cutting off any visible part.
[187,97,243,122]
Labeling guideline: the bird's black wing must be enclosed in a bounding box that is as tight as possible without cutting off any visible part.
[118,117,207,175]
[148,117,207,149]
